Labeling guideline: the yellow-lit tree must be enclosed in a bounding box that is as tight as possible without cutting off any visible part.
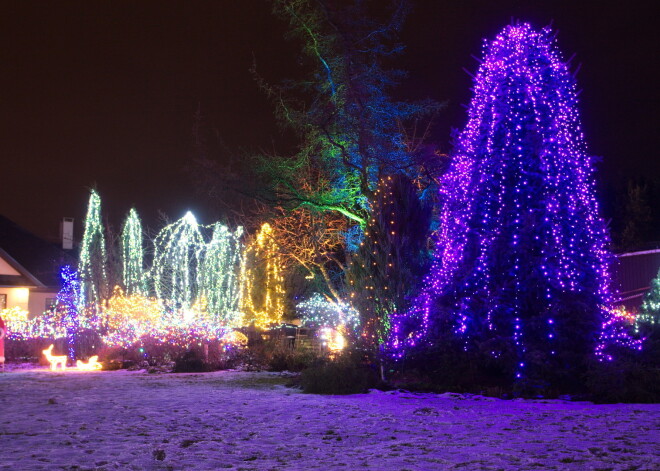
[240,223,285,328]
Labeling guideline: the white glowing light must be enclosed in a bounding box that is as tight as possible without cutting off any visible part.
[42,344,67,371]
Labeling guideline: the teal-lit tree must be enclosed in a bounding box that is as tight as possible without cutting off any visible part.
[121,208,145,296]
[639,267,660,330]
[152,212,204,311]
[78,190,108,311]
[254,0,436,226]
[199,223,244,327]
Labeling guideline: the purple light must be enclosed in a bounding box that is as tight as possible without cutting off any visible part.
[57,265,81,360]
[390,23,641,367]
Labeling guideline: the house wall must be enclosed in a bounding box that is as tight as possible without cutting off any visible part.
[0,287,30,311]
[0,256,20,275]
[0,288,58,318]
[28,291,58,318]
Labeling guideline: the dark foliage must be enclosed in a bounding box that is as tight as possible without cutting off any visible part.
[5,337,60,363]
[173,349,212,373]
[300,358,379,394]
[386,321,659,402]
[585,323,660,403]
[268,348,325,372]
[388,334,517,397]
[347,174,432,346]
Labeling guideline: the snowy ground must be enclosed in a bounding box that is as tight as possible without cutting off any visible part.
[0,367,658,470]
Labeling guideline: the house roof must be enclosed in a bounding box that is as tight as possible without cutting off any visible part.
[0,215,75,289]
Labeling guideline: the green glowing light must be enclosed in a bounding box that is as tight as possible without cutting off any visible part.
[121,208,145,296]
[78,190,108,312]
[199,223,244,327]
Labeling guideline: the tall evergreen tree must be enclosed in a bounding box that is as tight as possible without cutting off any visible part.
[78,190,108,311]
[120,208,145,296]
[391,23,639,384]
[152,212,204,311]
[198,223,244,327]
[347,174,430,346]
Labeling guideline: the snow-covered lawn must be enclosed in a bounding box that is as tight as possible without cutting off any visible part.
[0,368,657,470]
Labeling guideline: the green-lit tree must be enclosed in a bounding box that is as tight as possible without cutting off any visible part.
[254,0,437,226]
[192,0,441,351]
[78,190,108,311]
[639,267,660,330]
[198,223,244,326]
[152,212,204,311]
[121,208,146,296]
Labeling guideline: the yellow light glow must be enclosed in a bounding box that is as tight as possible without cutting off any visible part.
[220,330,248,347]
[319,327,346,353]
[0,306,29,325]
[611,306,636,325]
[240,223,285,329]
[42,344,67,371]
[100,286,163,344]
[76,355,102,371]
[15,288,29,303]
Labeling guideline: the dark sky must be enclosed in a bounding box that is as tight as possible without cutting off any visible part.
[1,0,657,241]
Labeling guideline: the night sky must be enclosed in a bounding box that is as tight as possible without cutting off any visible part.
[1,0,657,241]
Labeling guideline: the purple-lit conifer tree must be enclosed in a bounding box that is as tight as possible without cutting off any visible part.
[391,24,639,380]
[56,266,81,360]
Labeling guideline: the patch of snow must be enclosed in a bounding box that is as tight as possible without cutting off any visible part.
[0,368,658,470]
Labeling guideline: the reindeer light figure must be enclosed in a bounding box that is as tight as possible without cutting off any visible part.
[76,356,102,371]
[42,344,67,371]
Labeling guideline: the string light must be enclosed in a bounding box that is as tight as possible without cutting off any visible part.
[152,211,205,312]
[42,344,67,371]
[390,23,640,367]
[12,211,250,351]
[296,293,360,333]
[637,267,660,332]
[77,190,108,312]
[199,223,244,328]
[58,266,82,359]
[76,355,102,371]
[121,208,146,296]
[240,223,285,328]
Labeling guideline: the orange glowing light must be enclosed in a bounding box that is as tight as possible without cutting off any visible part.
[76,355,102,371]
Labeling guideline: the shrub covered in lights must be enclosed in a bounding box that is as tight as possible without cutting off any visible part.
[391,23,640,389]
[296,293,360,332]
